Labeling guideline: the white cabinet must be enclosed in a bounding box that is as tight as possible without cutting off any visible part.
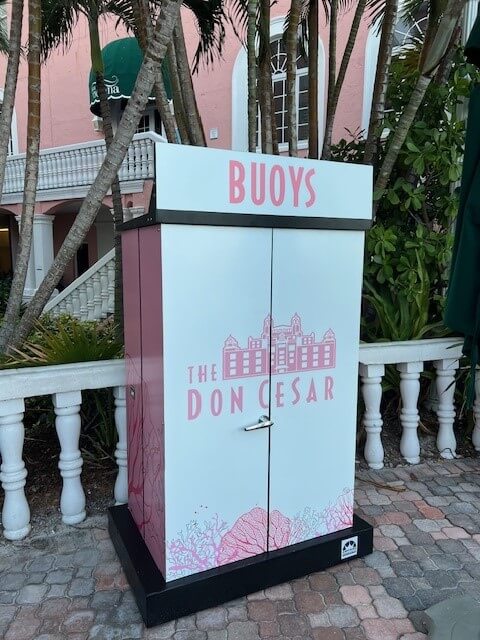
[114,144,373,627]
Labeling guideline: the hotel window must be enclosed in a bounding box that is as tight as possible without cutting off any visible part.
[256,38,308,148]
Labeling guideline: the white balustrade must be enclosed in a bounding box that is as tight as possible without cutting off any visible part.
[434,358,459,459]
[43,249,115,321]
[2,132,165,200]
[0,360,125,540]
[0,338,479,542]
[113,386,128,505]
[359,363,385,470]
[359,338,464,469]
[53,390,85,525]
[0,398,31,540]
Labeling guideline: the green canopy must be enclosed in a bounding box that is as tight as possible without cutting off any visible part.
[444,16,480,388]
[89,37,172,116]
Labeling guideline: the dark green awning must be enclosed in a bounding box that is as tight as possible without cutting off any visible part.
[89,37,171,116]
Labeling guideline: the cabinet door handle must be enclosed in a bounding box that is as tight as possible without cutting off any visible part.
[244,415,274,431]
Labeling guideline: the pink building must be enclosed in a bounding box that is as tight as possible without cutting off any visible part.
[223,314,336,379]
[0,2,442,301]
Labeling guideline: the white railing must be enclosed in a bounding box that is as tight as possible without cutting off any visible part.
[1,337,478,541]
[0,359,126,540]
[359,337,470,469]
[2,131,165,200]
[43,249,115,320]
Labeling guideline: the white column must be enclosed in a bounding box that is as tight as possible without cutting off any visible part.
[0,398,31,540]
[359,363,385,470]
[113,386,128,505]
[472,369,480,451]
[53,391,86,525]
[397,361,423,464]
[32,214,54,289]
[434,358,459,459]
[14,214,36,301]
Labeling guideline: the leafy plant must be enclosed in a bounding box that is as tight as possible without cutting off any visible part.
[0,273,12,316]
[3,315,123,368]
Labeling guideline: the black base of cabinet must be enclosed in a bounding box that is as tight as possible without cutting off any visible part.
[108,504,374,628]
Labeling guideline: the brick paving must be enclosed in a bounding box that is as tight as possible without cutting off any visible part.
[2,459,480,639]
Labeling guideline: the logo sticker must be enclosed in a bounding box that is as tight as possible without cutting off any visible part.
[341,536,358,560]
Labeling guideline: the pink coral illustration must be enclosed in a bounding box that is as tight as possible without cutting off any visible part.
[167,490,354,579]
[217,508,269,565]
[323,488,354,533]
[167,514,228,576]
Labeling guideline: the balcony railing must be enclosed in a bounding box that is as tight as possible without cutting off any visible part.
[2,131,165,203]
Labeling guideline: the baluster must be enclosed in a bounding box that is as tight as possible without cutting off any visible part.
[397,361,423,464]
[53,391,86,525]
[66,297,74,316]
[17,158,24,192]
[72,148,81,186]
[360,363,385,470]
[92,272,101,318]
[0,398,31,540]
[100,267,109,318]
[434,358,459,459]
[127,142,135,180]
[113,387,127,505]
[51,153,59,189]
[107,261,115,314]
[472,369,480,451]
[140,138,149,179]
[72,289,81,318]
[146,139,154,177]
[78,284,88,320]
[86,280,95,320]
[44,153,52,189]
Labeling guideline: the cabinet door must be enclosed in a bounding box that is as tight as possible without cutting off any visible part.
[162,224,272,581]
[268,228,364,549]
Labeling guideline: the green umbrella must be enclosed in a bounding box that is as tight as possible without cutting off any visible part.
[89,37,172,116]
[444,16,480,392]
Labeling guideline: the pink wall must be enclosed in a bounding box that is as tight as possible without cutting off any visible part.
[0,6,370,154]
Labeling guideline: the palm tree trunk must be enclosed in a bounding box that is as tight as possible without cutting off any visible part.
[258,0,273,153]
[308,0,318,159]
[0,0,41,353]
[11,0,183,348]
[172,17,206,146]
[0,0,23,194]
[321,0,367,160]
[247,0,258,152]
[374,74,431,197]
[286,0,302,156]
[363,0,398,166]
[321,0,337,159]
[168,43,190,144]
[89,14,124,341]
[375,0,466,200]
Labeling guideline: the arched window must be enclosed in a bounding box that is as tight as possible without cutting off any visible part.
[258,38,309,147]
[393,1,428,49]
[232,17,325,152]
[362,1,428,133]
[0,91,18,156]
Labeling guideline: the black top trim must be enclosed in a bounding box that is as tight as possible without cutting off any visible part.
[119,209,372,231]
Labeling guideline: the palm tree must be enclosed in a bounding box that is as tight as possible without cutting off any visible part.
[321,0,369,159]
[247,0,258,151]
[363,0,399,165]
[11,0,184,350]
[375,0,467,197]
[0,0,42,352]
[286,0,302,155]
[0,0,23,200]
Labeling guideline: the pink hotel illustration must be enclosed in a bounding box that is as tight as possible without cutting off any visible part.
[223,314,336,379]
